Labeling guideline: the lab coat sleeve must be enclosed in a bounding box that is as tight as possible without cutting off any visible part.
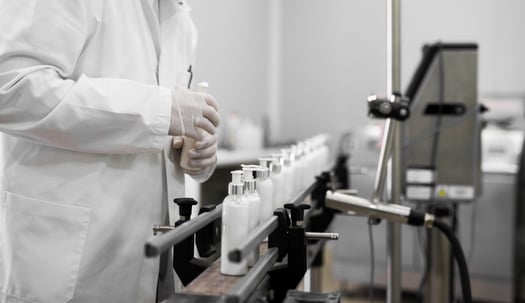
[0,1,171,154]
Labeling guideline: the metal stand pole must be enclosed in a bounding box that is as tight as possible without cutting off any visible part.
[369,1,403,302]
[426,225,450,303]
[386,1,402,302]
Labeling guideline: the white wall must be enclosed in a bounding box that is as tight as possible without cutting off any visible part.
[402,0,525,96]
[190,0,525,146]
[280,0,386,143]
[190,1,269,127]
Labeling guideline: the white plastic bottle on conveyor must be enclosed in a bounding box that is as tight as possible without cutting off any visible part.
[254,166,274,222]
[281,152,296,202]
[242,166,261,267]
[221,170,249,276]
[269,158,285,209]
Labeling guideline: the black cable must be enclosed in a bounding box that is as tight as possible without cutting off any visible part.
[449,204,458,303]
[432,220,472,303]
[416,47,445,301]
[429,48,445,167]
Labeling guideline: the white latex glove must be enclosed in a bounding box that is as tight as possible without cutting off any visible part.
[173,133,218,179]
[169,86,219,139]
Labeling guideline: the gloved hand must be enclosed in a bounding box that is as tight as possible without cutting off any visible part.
[169,86,219,139]
[173,132,218,178]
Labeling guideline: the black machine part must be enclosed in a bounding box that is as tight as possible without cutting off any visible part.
[172,198,219,286]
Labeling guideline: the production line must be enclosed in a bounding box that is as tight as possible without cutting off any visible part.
[2,0,517,302]
[146,135,344,303]
[141,40,483,303]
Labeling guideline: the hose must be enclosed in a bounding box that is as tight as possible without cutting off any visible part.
[432,220,472,303]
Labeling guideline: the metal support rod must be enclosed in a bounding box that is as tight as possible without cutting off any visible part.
[229,216,279,262]
[144,204,223,257]
[226,248,279,303]
[304,232,339,240]
[372,118,395,203]
[309,267,323,292]
[425,228,450,303]
[386,0,402,302]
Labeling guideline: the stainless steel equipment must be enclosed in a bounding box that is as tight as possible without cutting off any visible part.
[403,43,482,203]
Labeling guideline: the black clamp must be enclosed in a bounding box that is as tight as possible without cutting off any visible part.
[174,198,197,226]
[196,204,221,257]
[367,93,410,121]
[284,203,311,227]
[268,208,291,262]
[269,204,310,303]
[172,198,216,286]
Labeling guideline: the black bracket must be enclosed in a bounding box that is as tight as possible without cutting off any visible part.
[268,208,291,262]
[368,93,410,121]
[196,204,221,257]
[172,198,219,286]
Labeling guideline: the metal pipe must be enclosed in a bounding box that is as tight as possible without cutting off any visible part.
[226,248,279,303]
[372,118,395,203]
[144,204,223,257]
[425,228,450,303]
[386,0,402,302]
[309,267,323,292]
[228,216,279,262]
[152,225,175,235]
[304,232,339,240]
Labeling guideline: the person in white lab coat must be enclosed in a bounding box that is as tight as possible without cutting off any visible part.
[0,1,219,302]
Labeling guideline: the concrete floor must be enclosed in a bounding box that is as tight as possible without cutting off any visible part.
[308,248,507,303]
[308,248,418,303]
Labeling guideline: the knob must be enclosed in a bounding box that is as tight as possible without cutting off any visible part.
[284,203,311,226]
[174,197,198,220]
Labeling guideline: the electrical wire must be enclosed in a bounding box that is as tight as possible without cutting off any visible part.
[429,49,445,167]
[411,202,428,303]
[416,49,446,302]
[432,220,472,303]
[450,204,459,303]
[402,104,480,149]
[467,196,478,264]
[416,226,429,303]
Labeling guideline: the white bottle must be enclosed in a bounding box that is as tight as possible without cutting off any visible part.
[221,170,249,276]
[318,134,331,172]
[281,151,297,201]
[305,141,315,187]
[268,158,285,209]
[273,153,293,204]
[294,144,308,192]
[254,166,274,222]
[180,82,209,171]
[242,166,261,267]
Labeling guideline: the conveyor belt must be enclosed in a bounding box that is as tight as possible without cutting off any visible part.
[183,243,269,296]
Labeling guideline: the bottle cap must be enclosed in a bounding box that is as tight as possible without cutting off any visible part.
[255,166,269,179]
[198,82,209,92]
[271,158,282,173]
[258,157,273,168]
[242,166,257,192]
[229,170,244,195]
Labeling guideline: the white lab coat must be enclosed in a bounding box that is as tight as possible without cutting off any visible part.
[0,1,206,302]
